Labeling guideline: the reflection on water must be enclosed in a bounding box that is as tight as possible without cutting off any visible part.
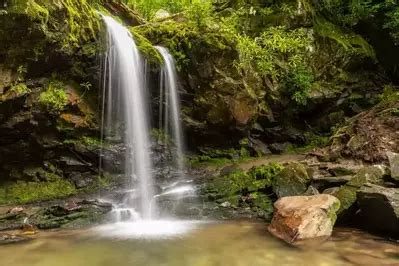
[0,222,398,266]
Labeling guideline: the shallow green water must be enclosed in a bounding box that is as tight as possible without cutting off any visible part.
[0,222,398,266]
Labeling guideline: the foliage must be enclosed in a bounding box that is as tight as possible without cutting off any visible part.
[234,26,314,105]
[185,0,214,29]
[39,80,68,112]
[10,83,31,95]
[378,84,399,103]
[247,163,284,183]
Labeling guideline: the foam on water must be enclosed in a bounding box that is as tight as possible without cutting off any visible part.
[94,220,204,239]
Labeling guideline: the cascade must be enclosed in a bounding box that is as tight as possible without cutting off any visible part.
[101,15,156,220]
[156,46,186,178]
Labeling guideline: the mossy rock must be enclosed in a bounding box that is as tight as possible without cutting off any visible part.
[273,162,310,198]
[249,192,274,220]
[333,166,385,218]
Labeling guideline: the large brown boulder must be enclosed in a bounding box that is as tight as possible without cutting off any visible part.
[268,194,340,244]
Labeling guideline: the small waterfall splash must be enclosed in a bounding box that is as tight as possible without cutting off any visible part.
[101,15,156,220]
[156,46,186,178]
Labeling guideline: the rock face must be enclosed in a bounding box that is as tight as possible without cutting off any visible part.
[357,184,399,235]
[387,151,399,181]
[268,194,340,244]
[273,162,310,198]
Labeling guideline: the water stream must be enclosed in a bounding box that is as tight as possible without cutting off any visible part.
[156,46,186,178]
[101,15,156,220]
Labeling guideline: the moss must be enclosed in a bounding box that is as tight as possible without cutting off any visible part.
[333,166,384,214]
[207,162,283,201]
[333,185,356,215]
[130,29,162,64]
[314,17,375,60]
[273,162,310,198]
[249,192,274,219]
[39,80,68,112]
[247,162,284,183]
[0,178,76,204]
[327,199,341,224]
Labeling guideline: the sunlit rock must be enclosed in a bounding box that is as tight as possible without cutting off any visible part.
[268,194,340,244]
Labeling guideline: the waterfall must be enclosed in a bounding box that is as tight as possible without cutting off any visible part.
[101,15,156,220]
[156,46,185,178]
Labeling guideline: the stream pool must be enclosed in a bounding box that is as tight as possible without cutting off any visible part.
[0,221,398,266]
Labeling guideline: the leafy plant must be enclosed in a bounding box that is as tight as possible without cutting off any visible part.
[39,80,68,112]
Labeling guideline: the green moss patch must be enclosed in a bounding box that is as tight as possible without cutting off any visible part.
[0,179,76,205]
[39,80,68,112]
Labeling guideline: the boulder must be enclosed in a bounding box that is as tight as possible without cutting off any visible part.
[273,162,310,198]
[387,151,399,181]
[333,166,385,219]
[357,184,399,235]
[268,194,340,244]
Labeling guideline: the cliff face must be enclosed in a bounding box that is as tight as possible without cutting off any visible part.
[0,0,104,203]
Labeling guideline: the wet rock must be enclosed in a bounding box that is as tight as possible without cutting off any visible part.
[0,234,31,245]
[58,156,92,172]
[30,200,112,229]
[273,162,310,198]
[70,172,94,189]
[0,211,28,231]
[268,194,340,245]
[357,184,399,235]
[387,151,399,181]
